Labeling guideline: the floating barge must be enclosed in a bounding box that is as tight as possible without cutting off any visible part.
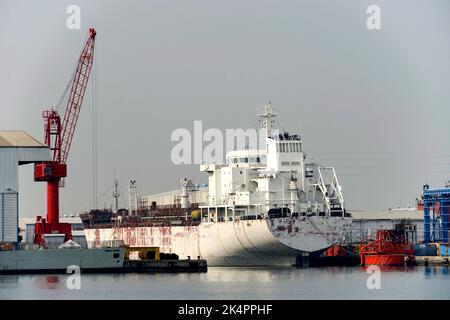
[123,258,207,273]
[0,244,207,274]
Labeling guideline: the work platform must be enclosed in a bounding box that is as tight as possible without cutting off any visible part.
[123,258,207,273]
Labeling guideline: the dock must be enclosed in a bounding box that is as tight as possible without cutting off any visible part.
[413,256,449,266]
[122,258,207,273]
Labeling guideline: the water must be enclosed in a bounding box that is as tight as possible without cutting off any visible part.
[0,266,448,300]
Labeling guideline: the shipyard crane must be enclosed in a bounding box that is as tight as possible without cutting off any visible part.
[33,28,97,247]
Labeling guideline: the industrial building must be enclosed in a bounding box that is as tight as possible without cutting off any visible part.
[349,210,423,243]
[0,131,50,243]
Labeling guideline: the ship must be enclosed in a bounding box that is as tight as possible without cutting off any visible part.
[81,103,353,266]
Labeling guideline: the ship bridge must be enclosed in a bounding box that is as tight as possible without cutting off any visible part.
[226,149,266,166]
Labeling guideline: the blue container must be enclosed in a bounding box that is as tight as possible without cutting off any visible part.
[414,243,438,256]
[440,244,450,256]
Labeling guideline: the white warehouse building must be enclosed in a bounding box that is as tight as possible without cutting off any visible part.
[0,131,50,243]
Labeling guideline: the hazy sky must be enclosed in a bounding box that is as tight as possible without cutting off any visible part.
[1,0,449,217]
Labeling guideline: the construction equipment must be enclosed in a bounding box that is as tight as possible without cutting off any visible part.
[360,228,414,266]
[34,28,96,247]
[423,185,450,244]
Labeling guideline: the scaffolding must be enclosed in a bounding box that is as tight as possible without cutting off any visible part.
[423,185,450,244]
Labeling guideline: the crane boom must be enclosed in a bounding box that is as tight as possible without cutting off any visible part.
[56,28,96,164]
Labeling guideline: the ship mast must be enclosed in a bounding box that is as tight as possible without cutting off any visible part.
[258,101,277,139]
[112,177,120,214]
[128,180,137,215]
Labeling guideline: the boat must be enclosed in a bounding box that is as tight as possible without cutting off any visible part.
[0,243,125,274]
[81,103,353,266]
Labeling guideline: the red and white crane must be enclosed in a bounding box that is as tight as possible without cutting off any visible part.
[34,28,96,247]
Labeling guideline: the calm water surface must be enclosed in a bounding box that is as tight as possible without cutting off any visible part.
[0,266,448,300]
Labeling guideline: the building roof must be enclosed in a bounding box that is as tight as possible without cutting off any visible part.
[350,210,423,220]
[0,131,47,148]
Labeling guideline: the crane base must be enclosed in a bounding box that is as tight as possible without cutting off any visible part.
[34,216,72,248]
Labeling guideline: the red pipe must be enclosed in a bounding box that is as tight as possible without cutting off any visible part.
[47,180,60,224]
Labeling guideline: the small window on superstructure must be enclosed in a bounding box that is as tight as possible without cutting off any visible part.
[244,158,249,163]
[256,157,261,163]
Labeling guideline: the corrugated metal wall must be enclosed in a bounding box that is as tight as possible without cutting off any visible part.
[25,224,35,243]
[0,192,18,242]
[0,149,19,192]
[349,218,424,243]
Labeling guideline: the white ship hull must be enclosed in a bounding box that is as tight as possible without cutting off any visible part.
[0,248,125,273]
[84,217,352,266]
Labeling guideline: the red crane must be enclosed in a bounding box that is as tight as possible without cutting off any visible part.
[34,28,97,247]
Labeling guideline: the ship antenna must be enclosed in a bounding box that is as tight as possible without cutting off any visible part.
[112,175,120,214]
[258,101,277,139]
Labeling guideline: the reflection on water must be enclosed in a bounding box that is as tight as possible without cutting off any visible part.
[0,266,448,300]
[359,265,416,272]
[41,276,60,290]
[424,266,449,278]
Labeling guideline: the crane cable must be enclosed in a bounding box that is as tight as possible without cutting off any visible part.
[92,38,98,210]
[56,32,91,113]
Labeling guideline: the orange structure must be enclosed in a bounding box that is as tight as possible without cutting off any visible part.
[360,229,414,266]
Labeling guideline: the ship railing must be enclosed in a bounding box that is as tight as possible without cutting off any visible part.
[87,220,202,229]
[234,214,264,221]
[268,212,289,219]
[87,240,126,249]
